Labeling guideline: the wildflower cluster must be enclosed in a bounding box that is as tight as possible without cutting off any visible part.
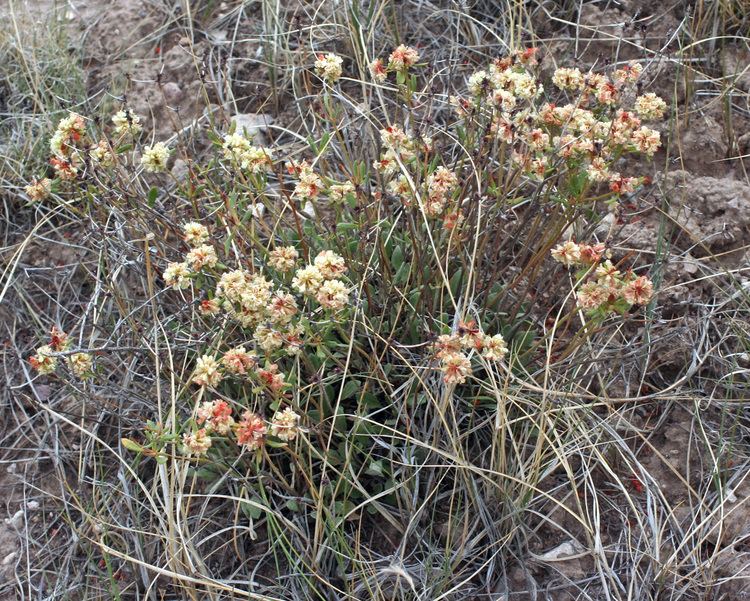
[433,321,508,385]
[222,132,274,174]
[314,52,344,83]
[181,400,301,457]
[163,221,352,398]
[28,326,92,379]
[48,112,87,180]
[551,240,654,314]
[368,44,421,82]
[449,55,665,195]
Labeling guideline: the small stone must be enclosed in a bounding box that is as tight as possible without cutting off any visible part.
[162,82,183,105]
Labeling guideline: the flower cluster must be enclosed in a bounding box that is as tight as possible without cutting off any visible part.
[433,321,508,385]
[141,142,171,173]
[181,401,301,457]
[551,241,655,313]
[28,326,93,379]
[222,132,274,173]
[48,112,87,180]
[292,250,350,310]
[448,55,664,195]
[368,44,420,83]
[314,52,344,83]
[112,109,143,137]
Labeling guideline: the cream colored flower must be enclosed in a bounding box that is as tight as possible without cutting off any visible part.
[292,265,324,295]
[183,222,209,246]
[182,428,212,456]
[186,244,218,271]
[24,179,51,202]
[634,93,667,121]
[140,142,171,173]
[29,345,57,375]
[551,241,582,266]
[112,110,142,136]
[313,250,347,279]
[441,353,472,385]
[314,52,344,83]
[192,355,222,387]
[552,67,584,91]
[482,334,508,361]
[69,353,93,378]
[269,407,301,441]
[268,246,299,272]
[163,262,192,289]
[315,279,349,310]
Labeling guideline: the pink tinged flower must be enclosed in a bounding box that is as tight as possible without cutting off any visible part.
[576,282,609,310]
[257,363,286,392]
[388,44,420,70]
[578,243,606,266]
[25,178,52,202]
[369,58,387,82]
[186,244,218,271]
[269,407,301,442]
[482,334,508,361]
[192,355,222,387]
[631,127,661,156]
[199,299,221,315]
[441,353,472,385]
[222,346,257,375]
[235,411,267,450]
[434,335,462,360]
[315,279,349,310]
[268,246,299,272]
[29,345,57,375]
[182,428,212,456]
[267,292,298,324]
[196,400,235,435]
[313,250,347,279]
[622,276,654,305]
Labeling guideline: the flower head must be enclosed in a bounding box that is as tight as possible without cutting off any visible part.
[236,411,267,450]
[634,93,667,121]
[112,110,142,136]
[313,250,347,279]
[292,265,324,295]
[388,45,420,71]
[140,142,171,173]
[182,428,212,456]
[268,246,299,272]
[69,353,93,378]
[186,244,218,271]
[482,334,508,362]
[622,275,654,305]
[369,58,387,82]
[196,400,234,435]
[163,262,192,289]
[314,52,344,83]
[257,363,287,393]
[441,353,472,385]
[551,241,582,266]
[29,345,57,375]
[269,407,301,441]
[315,279,349,310]
[222,346,257,375]
[183,222,209,247]
[192,355,222,388]
[24,178,52,203]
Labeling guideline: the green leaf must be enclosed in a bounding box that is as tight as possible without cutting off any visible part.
[341,379,360,400]
[147,187,158,208]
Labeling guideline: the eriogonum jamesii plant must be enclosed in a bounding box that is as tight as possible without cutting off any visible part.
[27,46,664,473]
